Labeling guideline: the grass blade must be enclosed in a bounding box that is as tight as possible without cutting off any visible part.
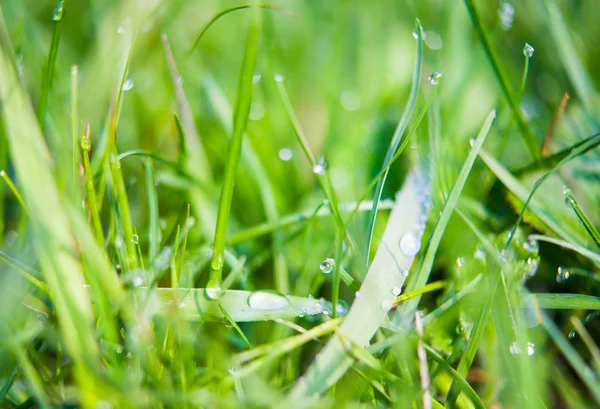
[208,4,261,295]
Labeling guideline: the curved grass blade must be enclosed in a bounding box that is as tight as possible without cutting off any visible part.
[463,0,539,160]
[529,234,600,265]
[363,19,423,274]
[188,4,290,57]
[208,5,261,295]
[281,168,431,402]
[564,188,600,249]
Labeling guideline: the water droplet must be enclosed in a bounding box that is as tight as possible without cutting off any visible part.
[355,291,362,298]
[335,300,349,316]
[568,329,576,339]
[132,234,139,245]
[132,274,143,287]
[247,291,290,310]
[122,78,134,91]
[400,233,421,257]
[428,71,442,85]
[274,73,284,82]
[424,30,443,50]
[412,26,421,39]
[177,301,186,309]
[469,138,476,147]
[509,341,521,355]
[392,286,402,296]
[52,0,64,22]
[456,257,465,267]
[455,325,465,335]
[141,22,153,33]
[112,159,121,170]
[526,257,539,277]
[117,23,126,34]
[474,245,486,260]
[204,287,223,300]
[252,73,261,84]
[556,267,570,283]
[381,300,393,312]
[115,264,121,272]
[401,270,409,277]
[278,147,293,161]
[249,101,265,121]
[211,253,224,271]
[115,236,124,249]
[340,90,361,111]
[523,42,534,58]
[312,156,328,175]
[526,342,536,356]
[523,236,539,253]
[81,136,91,150]
[319,258,335,274]
[498,2,515,31]
[564,194,575,208]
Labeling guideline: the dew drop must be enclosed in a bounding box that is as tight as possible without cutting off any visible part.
[252,73,261,84]
[424,31,443,50]
[556,267,570,283]
[336,300,349,316]
[81,136,91,150]
[400,233,421,257]
[456,257,465,267]
[52,0,64,22]
[428,71,442,85]
[523,236,539,253]
[122,78,134,91]
[455,325,465,335]
[340,90,361,111]
[412,27,421,39]
[523,42,535,58]
[131,234,139,245]
[509,341,521,355]
[177,301,186,309]
[568,329,576,339]
[249,101,265,121]
[115,236,124,249]
[112,159,121,170]
[355,291,362,298]
[526,257,539,277]
[247,291,290,310]
[401,270,409,277]
[469,138,476,147]
[526,342,536,356]
[319,258,335,274]
[132,274,143,287]
[117,24,126,34]
[211,253,224,271]
[381,299,393,312]
[279,147,293,161]
[274,73,284,82]
[204,287,223,300]
[498,2,515,31]
[474,245,486,260]
[312,156,328,175]
[392,286,402,296]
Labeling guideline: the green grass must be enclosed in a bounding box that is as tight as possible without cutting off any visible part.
[0,0,600,408]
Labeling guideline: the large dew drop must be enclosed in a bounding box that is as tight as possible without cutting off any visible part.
[247,291,290,311]
[319,258,335,274]
[312,156,328,175]
[400,233,421,257]
[523,42,535,58]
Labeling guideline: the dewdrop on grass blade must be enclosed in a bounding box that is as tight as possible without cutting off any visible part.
[122,78,134,91]
[279,148,293,161]
[399,233,421,257]
[312,156,328,175]
[523,42,535,58]
[320,258,335,274]
[52,0,64,22]
[428,72,442,85]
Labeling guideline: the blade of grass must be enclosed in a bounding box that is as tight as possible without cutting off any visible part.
[281,168,431,402]
[401,109,496,316]
[529,234,600,265]
[144,159,160,263]
[541,313,600,404]
[207,4,261,296]
[36,0,64,127]
[570,316,600,374]
[563,188,600,249]
[463,0,539,160]
[363,19,423,274]
[529,293,600,310]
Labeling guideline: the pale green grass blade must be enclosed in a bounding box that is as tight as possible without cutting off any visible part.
[401,110,496,316]
[529,234,600,265]
[363,19,423,273]
[0,11,99,386]
[529,293,600,310]
[151,288,328,322]
[281,168,430,402]
[208,5,261,294]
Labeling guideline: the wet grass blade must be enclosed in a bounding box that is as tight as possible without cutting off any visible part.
[37,0,64,127]
[463,0,539,160]
[564,188,600,249]
[363,19,423,274]
[529,234,600,265]
[282,168,430,402]
[401,110,496,315]
[530,293,600,310]
[208,5,261,294]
